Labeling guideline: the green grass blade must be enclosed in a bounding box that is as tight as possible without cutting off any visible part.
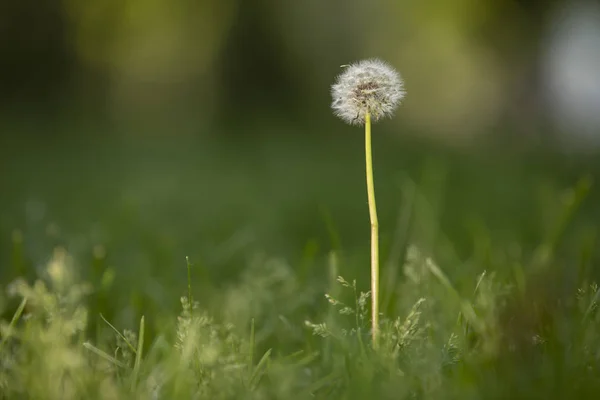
[83,342,128,369]
[99,313,137,354]
[583,288,600,322]
[534,175,593,268]
[0,297,27,352]
[304,371,342,396]
[131,315,145,391]
[426,259,485,334]
[473,270,487,295]
[287,350,319,368]
[248,318,255,373]
[383,175,416,313]
[319,205,342,251]
[248,348,272,390]
[186,256,193,307]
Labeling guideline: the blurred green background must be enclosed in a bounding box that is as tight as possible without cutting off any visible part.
[2,0,600,331]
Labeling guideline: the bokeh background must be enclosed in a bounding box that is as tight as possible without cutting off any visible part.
[2,0,600,331]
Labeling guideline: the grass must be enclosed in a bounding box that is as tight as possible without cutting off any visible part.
[1,120,600,399]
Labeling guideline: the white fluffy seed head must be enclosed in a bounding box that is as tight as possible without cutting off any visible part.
[331,58,405,126]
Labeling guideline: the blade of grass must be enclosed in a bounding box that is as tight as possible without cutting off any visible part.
[99,313,136,354]
[248,348,272,390]
[583,287,600,322]
[351,281,367,357]
[383,175,416,314]
[457,270,488,336]
[324,251,342,363]
[83,342,128,368]
[304,371,342,396]
[577,228,597,289]
[513,262,527,296]
[186,256,193,308]
[413,158,448,259]
[319,205,342,252]
[299,239,320,283]
[282,349,306,360]
[549,175,593,248]
[248,318,255,374]
[282,350,320,367]
[473,270,487,295]
[0,297,27,352]
[131,315,145,391]
[426,259,485,334]
[534,175,593,268]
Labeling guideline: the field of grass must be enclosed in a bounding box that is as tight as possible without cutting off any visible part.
[1,116,600,399]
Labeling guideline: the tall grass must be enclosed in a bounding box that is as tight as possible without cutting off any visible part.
[2,120,600,398]
[1,170,599,399]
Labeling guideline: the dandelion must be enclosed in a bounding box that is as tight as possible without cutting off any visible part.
[331,58,405,348]
[331,59,405,126]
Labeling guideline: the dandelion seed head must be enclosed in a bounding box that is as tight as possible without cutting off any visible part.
[331,58,405,126]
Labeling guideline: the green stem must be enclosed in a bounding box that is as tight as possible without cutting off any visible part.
[186,256,193,308]
[364,111,380,348]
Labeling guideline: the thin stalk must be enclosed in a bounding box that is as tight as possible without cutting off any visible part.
[364,111,380,348]
[186,256,193,308]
